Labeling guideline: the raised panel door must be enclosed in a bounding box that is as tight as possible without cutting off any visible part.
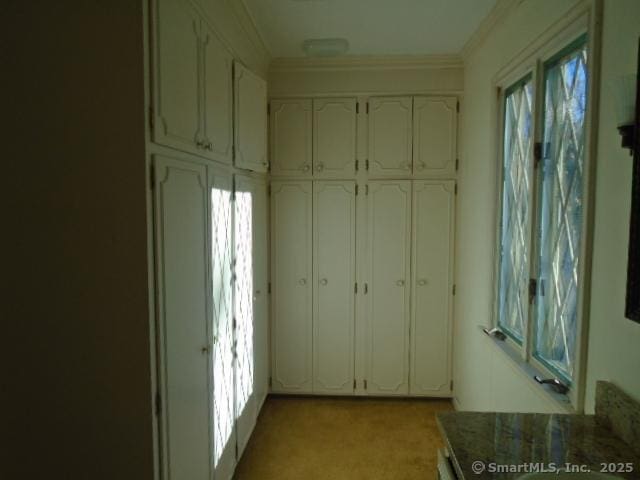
[202,25,233,164]
[410,181,455,396]
[313,98,357,178]
[366,181,411,395]
[270,99,312,177]
[313,182,356,394]
[234,63,268,172]
[154,0,202,155]
[270,182,313,392]
[413,97,457,177]
[367,97,413,177]
[153,155,211,480]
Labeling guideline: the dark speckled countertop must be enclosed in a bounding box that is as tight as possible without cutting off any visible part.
[437,411,640,479]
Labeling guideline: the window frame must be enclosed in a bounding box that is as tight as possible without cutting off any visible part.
[491,4,601,411]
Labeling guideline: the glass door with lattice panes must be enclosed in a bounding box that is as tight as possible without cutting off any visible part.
[209,171,236,480]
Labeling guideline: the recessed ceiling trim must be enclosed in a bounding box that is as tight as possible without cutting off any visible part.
[460,0,518,59]
[270,54,464,72]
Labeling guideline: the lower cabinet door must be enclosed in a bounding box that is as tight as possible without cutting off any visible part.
[271,181,313,393]
[153,155,212,480]
[313,182,356,394]
[410,181,455,396]
[209,167,236,480]
[366,181,412,395]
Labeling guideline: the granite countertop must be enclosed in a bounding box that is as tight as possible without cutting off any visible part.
[437,411,640,479]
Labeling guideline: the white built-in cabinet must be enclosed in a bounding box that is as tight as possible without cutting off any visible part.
[313,99,357,178]
[269,99,313,177]
[270,181,313,392]
[413,97,458,176]
[367,97,414,177]
[234,62,268,173]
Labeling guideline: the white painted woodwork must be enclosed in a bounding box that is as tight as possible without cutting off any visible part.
[208,167,236,480]
[367,97,413,177]
[201,24,233,164]
[153,155,212,480]
[234,63,268,172]
[366,181,412,395]
[413,97,457,177]
[154,0,202,155]
[313,98,357,178]
[313,182,356,394]
[270,181,313,392]
[410,181,455,396]
[269,99,313,177]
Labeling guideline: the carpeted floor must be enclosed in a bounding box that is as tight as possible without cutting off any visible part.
[235,395,453,479]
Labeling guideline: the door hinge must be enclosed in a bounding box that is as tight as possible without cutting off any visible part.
[355,160,359,172]
[366,102,369,114]
[149,106,155,131]
[364,379,368,390]
[452,284,456,296]
[365,159,370,171]
[455,158,459,171]
[268,282,272,294]
[529,278,537,304]
[354,282,358,294]
[269,376,272,388]
[364,283,368,294]
[267,103,271,115]
[355,184,359,195]
[155,391,161,416]
[268,184,271,196]
[454,183,458,195]
[356,102,359,114]
[365,184,369,195]
[456,101,460,113]
[450,380,454,391]
[232,144,236,160]
[353,379,357,389]
[149,164,155,189]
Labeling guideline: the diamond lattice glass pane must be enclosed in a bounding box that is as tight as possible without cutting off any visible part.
[497,78,534,342]
[211,187,234,467]
[534,41,588,382]
[234,191,254,418]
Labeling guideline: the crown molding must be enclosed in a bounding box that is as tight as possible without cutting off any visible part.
[269,54,464,73]
[229,0,272,62]
[461,0,520,60]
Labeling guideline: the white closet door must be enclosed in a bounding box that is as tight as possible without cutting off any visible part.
[366,181,411,395]
[154,0,202,155]
[153,155,212,480]
[413,97,457,177]
[367,97,413,177]
[209,167,236,480]
[201,25,233,164]
[234,63,268,173]
[313,182,356,394]
[269,99,312,178]
[410,181,455,396]
[252,182,269,410]
[313,98,357,178]
[233,175,259,456]
[271,181,313,392]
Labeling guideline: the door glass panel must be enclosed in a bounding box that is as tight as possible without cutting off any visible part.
[211,186,234,467]
[497,77,534,342]
[234,191,254,417]
[534,39,588,382]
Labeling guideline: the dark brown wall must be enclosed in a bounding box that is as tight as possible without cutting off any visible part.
[2,1,154,478]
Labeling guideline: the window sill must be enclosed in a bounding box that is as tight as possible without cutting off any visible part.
[478,325,574,413]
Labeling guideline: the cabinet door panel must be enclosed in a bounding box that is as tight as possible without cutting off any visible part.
[410,181,455,396]
[313,182,356,394]
[366,181,411,395]
[368,97,412,177]
[270,100,312,177]
[154,156,211,480]
[313,98,357,178]
[208,168,236,480]
[413,97,457,177]
[154,0,201,154]
[271,182,313,392]
[234,63,267,172]
[202,26,233,164]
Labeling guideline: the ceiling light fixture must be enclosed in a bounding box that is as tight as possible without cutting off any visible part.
[302,38,349,57]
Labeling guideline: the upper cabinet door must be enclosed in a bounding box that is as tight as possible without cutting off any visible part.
[234,62,268,173]
[313,98,357,178]
[367,97,413,178]
[270,99,313,178]
[154,0,202,155]
[201,25,233,164]
[413,97,457,177]
[366,181,412,395]
[410,181,455,396]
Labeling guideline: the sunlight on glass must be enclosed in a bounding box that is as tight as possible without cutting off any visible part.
[498,78,534,342]
[211,187,234,467]
[534,41,588,382]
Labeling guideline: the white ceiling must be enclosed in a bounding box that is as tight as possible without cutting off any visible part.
[242,0,497,58]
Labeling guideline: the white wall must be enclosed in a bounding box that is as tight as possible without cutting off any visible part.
[455,0,640,413]
[584,0,640,412]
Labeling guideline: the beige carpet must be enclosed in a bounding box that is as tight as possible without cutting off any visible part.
[235,395,453,480]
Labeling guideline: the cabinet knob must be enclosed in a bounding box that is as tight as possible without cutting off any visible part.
[320,278,328,286]
[196,140,204,149]
[402,163,411,170]
[302,165,310,172]
[201,345,210,354]
[396,279,405,287]
[315,163,324,172]
[417,279,428,286]
[298,278,307,286]
[206,142,213,151]
[416,162,426,171]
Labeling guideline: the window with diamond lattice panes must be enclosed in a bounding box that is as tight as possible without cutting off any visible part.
[497,77,534,342]
[534,39,588,382]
